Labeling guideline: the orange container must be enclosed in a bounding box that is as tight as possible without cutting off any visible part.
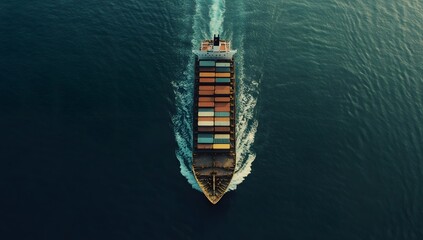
[199,78,215,83]
[199,72,216,77]
[215,72,231,77]
[198,117,214,121]
[198,102,214,107]
[199,97,214,102]
[214,117,230,122]
[198,127,214,132]
[215,86,230,91]
[215,97,230,102]
[215,102,230,111]
[199,86,215,91]
[215,127,230,132]
[199,90,214,96]
[214,86,231,94]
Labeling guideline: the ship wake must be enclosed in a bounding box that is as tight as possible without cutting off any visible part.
[172,0,258,193]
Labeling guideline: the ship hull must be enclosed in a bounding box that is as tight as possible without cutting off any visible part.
[192,50,236,204]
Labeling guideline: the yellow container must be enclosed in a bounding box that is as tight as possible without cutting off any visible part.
[213,144,230,149]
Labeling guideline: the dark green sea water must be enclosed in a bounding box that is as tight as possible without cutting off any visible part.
[1,0,423,239]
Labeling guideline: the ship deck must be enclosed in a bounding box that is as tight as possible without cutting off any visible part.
[192,55,236,204]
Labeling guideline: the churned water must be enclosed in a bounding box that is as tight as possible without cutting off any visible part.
[1,0,423,239]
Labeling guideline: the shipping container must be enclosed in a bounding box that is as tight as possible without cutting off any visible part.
[199,97,214,102]
[198,117,214,121]
[214,117,230,122]
[198,127,214,132]
[199,86,215,90]
[198,102,214,107]
[214,134,230,139]
[214,112,230,117]
[214,127,230,132]
[215,97,230,102]
[199,72,216,77]
[215,106,231,112]
[215,103,230,112]
[198,108,214,112]
[216,67,231,73]
[215,121,230,126]
[216,62,231,67]
[199,90,214,96]
[215,78,230,83]
[199,61,215,67]
[198,134,214,144]
[198,121,214,126]
[199,67,215,72]
[213,144,231,149]
[214,138,230,144]
[198,138,214,144]
[215,86,231,95]
[197,144,213,149]
[198,111,214,117]
[199,78,215,83]
[215,72,231,77]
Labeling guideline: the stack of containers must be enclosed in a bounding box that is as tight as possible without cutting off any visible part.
[196,60,232,150]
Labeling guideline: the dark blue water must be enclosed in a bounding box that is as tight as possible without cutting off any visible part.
[1,0,423,239]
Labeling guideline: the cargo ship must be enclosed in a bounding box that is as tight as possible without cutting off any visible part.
[192,35,237,204]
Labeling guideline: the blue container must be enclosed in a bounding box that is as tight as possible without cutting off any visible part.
[215,112,230,117]
[216,67,231,72]
[216,78,230,83]
[198,138,214,144]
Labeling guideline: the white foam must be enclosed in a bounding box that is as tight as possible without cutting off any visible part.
[209,0,225,36]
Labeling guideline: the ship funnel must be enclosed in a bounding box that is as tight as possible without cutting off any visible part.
[213,34,220,46]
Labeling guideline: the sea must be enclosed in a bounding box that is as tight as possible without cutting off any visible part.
[1,0,422,239]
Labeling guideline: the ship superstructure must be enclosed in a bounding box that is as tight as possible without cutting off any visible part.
[192,35,237,204]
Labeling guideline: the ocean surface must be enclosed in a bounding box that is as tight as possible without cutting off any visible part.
[1,0,423,239]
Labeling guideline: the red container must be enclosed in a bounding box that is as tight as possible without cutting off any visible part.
[199,90,214,96]
[199,97,214,102]
[198,127,214,132]
[199,86,215,91]
[215,97,230,102]
[197,144,213,149]
[215,127,230,132]
[198,102,214,107]
[215,102,230,111]
[199,78,215,83]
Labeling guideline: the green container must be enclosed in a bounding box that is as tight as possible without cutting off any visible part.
[198,134,213,138]
[215,112,230,117]
[216,78,230,83]
[199,61,215,67]
[214,138,230,144]
[216,62,230,67]
[216,67,231,72]
[198,138,214,144]
[198,108,214,112]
